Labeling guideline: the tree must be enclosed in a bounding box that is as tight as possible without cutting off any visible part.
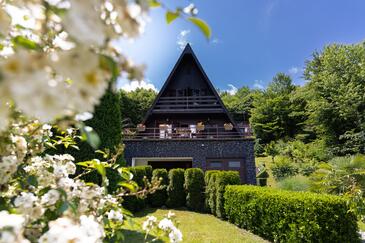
[220,86,255,122]
[304,42,365,155]
[250,73,307,145]
[119,88,157,126]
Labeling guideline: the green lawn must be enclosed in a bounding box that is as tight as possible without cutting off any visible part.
[122,208,268,243]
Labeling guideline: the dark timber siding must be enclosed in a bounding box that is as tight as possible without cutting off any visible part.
[124,139,256,184]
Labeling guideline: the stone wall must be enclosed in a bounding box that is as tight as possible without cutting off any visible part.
[124,139,256,184]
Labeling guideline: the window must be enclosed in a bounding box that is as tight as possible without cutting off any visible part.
[210,161,222,168]
[228,161,241,168]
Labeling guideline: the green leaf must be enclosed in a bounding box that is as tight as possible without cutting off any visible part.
[166,11,179,24]
[27,175,38,187]
[93,160,106,177]
[56,200,69,214]
[188,17,211,39]
[12,36,41,50]
[148,0,161,8]
[80,125,100,149]
[99,55,119,80]
[118,181,138,192]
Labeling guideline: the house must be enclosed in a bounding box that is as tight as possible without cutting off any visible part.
[123,44,256,184]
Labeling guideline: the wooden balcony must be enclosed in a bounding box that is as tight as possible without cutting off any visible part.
[152,96,224,113]
[122,126,253,140]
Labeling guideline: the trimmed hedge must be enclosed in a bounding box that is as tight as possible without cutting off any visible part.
[224,185,360,243]
[184,168,205,212]
[204,170,220,214]
[122,166,152,212]
[215,171,240,218]
[149,169,168,207]
[166,168,186,208]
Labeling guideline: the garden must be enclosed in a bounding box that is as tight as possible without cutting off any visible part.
[1,0,365,242]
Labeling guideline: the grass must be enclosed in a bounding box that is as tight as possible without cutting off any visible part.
[255,156,277,187]
[122,208,268,243]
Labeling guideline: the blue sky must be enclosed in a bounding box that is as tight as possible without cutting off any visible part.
[117,0,365,93]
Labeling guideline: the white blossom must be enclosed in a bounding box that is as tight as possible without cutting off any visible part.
[107,209,123,223]
[41,189,60,205]
[168,227,183,243]
[14,192,37,209]
[63,0,106,46]
[0,155,18,185]
[0,211,29,243]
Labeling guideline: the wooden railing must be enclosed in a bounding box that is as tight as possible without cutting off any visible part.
[153,96,221,110]
[122,126,253,140]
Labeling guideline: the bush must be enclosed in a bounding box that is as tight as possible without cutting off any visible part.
[149,169,168,207]
[224,185,359,243]
[271,156,298,180]
[215,171,240,219]
[277,175,310,192]
[166,168,186,208]
[184,168,205,212]
[204,170,220,212]
[122,165,152,212]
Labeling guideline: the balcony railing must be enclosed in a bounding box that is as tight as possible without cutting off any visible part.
[153,96,222,111]
[122,126,253,140]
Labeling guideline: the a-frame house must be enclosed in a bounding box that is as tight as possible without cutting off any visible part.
[123,44,256,183]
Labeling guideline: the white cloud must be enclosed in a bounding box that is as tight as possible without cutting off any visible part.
[118,79,157,92]
[253,80,265,90]
[177,29,191,50]
[288,66,303,75]
[226,84,238,95]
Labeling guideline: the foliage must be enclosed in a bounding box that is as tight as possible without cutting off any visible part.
[167,169,186,208]
[224,185,360,243]
[184,168,205,212]
[277,175,310,192]
[206,172,219,215]
[304,42,365,155]
[214,171,241,219]
[220,86,255,122]
[271,156,299,180]
[119,88,157,126]
[123,166,153,212]
[204,170,220,213]
[250,73,307,145]
[149,169,169,207]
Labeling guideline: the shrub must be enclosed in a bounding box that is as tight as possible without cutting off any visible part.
[204,170,220,212]
[271,156,298,180]
[224,185,359,243]
[184,168,205,212]
[122,165,152,212]
[166,168,186,208]
[215,171,240,219]
[207,172,219,215]
[149,169,168,207]
[277,175,310,192]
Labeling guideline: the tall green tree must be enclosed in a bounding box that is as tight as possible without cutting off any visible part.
[250,73,307,145]
[220,86,255,122]
[304,42,365,155]
[119,88,157,126]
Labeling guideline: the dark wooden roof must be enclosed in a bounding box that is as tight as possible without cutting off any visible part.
[142,44,241,133]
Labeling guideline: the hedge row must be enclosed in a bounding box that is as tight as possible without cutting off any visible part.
[122,165,152,212]
[149,169,168,207]
[224,185,360,242]
[205,171,240,217]
[184,168,205,211]
[166,168,186,208]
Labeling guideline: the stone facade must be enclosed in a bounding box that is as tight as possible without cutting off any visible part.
[124,138,256,184]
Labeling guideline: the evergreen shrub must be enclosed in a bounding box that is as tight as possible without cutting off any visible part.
[215,171,240,218]
[166,168,186,208]
[204,170,220,212]
[184,168,205,212]
[149,169,168,207]
[224,185,360,242]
